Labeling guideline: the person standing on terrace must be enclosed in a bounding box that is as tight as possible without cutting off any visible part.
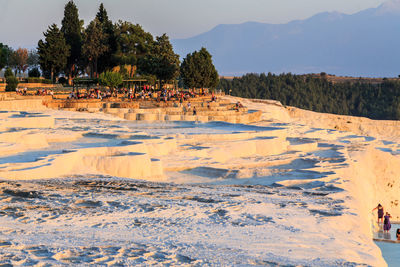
[383,212,391,233]
[373,204,384,224]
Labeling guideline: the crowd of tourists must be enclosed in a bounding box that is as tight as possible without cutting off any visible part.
[13,85,244,114]
[67,86,222,104]
[15,87,27,96]
[15,87,54,97]
[68,88,106,99]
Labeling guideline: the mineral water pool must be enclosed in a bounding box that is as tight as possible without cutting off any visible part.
[374,224,400,266]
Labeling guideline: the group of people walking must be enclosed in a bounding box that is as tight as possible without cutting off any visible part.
[373,204,400,240]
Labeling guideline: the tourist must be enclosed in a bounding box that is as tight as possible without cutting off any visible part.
[397,229,400,240]
[383,212,391,233]
[129,88,133,100]
[373,204,384,224]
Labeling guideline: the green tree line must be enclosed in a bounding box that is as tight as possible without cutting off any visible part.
[218,73,400,120]
[35,1,218,89]
[1,1,219,91]
[0,44,39,78]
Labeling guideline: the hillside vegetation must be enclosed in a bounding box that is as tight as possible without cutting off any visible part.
[218,73,400,120]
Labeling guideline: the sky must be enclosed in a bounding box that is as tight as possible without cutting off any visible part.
[0,0,388,49]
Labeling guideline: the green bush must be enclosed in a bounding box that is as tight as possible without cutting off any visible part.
[27,77,41,83]
[4,67,13,78]
[42,79,52,84]
[99,71,123,89]
[5,76,19,92]
[28,68,41,78]
[26,77,52,84]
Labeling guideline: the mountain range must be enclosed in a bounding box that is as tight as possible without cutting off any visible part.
[172,0,400,77]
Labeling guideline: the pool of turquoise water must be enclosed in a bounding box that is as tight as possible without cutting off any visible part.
[374,224,400,266]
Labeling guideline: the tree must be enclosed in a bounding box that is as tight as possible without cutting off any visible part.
[114,21,154,77]
[180,47,219,89]
[4,68,13,78]
[13,48,29,76]
[0,43,11,71]
[38,24,70,82]
[28,67,41,78]
[217,73,400,120]
[138,34,180,87]
[118,65,130,79]
[5,68,18,92]
[96,3,109,24]
[61,0,83,83]
[83,18,108,78]
[27,49,39,69]
[7,48,17,74]
[96,3,116,73]
[99,71,123,95]
[5,76,18,92]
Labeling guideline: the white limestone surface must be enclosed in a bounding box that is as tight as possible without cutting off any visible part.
[0,99,398,266]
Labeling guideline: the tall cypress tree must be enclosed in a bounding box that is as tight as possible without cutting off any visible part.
[198,47,219,88]
[96,3,116,73]
[96,3,109,25]
[0,43,11,71]
[38,24,70,82]
[83,18,108,78]
[152,34,180,83]
[180,52,196,88]
[61,0,83,83]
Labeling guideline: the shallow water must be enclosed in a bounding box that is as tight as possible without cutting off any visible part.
[374,224,400,266]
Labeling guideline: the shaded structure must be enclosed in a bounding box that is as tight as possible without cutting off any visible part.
[72,78,99,92]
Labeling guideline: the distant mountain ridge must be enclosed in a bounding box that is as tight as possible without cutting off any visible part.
[172,0,400,77]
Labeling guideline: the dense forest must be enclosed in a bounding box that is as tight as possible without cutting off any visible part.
[217,73,400,120]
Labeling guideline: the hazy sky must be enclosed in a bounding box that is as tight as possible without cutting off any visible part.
[0,0,387,49]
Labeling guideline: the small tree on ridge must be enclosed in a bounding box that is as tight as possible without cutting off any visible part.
[180,47,218,89]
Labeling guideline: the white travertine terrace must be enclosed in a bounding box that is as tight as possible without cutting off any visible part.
[0,96,398,266]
